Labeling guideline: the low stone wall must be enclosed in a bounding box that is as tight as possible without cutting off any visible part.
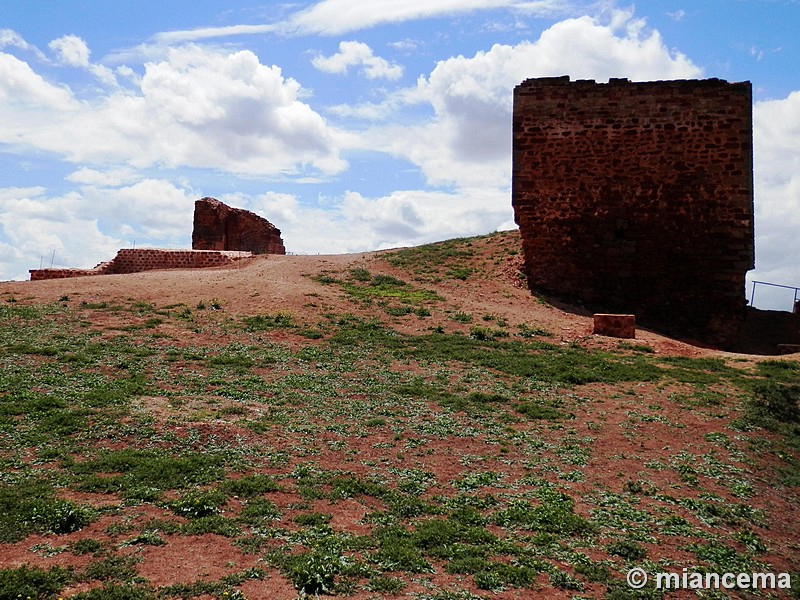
[106,249,250,274]
[29,249,252,281]
[29,268,104,281]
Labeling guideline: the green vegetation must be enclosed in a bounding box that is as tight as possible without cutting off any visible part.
[0,232,798,598]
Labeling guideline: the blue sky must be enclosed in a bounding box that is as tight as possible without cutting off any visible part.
[0,1,798,309]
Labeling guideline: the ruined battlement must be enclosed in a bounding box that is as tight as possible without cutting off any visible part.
[512,77,754,347]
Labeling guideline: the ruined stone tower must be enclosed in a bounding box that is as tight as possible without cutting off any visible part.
[192,197,286,255]
[512,77,754,346]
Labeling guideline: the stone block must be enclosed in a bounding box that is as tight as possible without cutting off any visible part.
[593,314,636,338]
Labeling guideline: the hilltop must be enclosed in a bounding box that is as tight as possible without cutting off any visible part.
[0,231,798,599]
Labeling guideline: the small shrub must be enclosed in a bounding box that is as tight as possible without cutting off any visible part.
[618,341,655,353]
[446,267,472,280]
[221,474,281,498]
[549,568,584,591]
[371,274,407,287]
[350,268,371,281]
[71,583,155,600]
[239,498,281,524]
[243,312,294,330]
[313,274,339,285]
[83,555,139,582]
[143,317,162,328]
[28,498,95,534]
[607,538,648,561]
[70,538,103,555]
[180,515,240,537]
[293,512,332,527]
[516,401,566,421]
[368,575,406,593]
[167,489,227,519]
[277,548,343,594]
[751,381,800,424]
[0,565,71,599]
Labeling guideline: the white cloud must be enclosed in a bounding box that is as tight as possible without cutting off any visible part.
[0,52,75,108]
[359,11,702,189]
[286,0,571,35]
[312,41,404,80]
[49,35,91,67]
[666,9,686,22]
[0,179,199,280]
[137,1,577,42]
[66,167,139,187]
[243,187,514,255]
[0,29,49,65]
[48,34,118,87]
[388,39,424,53]
[0,187,122,280]
[153,24,277,45]
[0,45,346,177]
[77,179,197,240]
[751,91,800,288]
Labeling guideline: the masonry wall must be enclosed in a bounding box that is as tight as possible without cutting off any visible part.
[29,249,251,281]
[29,268,103,281]
[192,197,286,255]
[512,77,754,346]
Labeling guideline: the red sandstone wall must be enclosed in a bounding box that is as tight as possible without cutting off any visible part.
[104,249,242,274]
[512,77,754,347]
[29,269,103,281]
[29,250,250,281]
[192,197,286,255]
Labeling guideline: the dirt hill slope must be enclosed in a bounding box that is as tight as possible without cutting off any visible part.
[0,231,798,599]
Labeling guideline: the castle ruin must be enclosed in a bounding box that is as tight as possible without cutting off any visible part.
[512,77,754,347]
[192,197,285,255]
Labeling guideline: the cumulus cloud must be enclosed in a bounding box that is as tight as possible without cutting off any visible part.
[0,179,199,280]
[0,187,122,280]
[49,35,91,67]
[751,91,800,290]
[0,52,75,108]
[48,34,118,87]
[312,41,404,80]
[0,44,346,176]
[243,187,514,255]
[365,11,702,188]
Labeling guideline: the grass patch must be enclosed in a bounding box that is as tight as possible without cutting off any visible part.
[68,449,225,493]
[0,480,94,542]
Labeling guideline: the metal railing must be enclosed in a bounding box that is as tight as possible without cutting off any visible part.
[749,280,800,312]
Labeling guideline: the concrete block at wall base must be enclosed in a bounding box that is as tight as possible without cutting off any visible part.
[593,314,636,338]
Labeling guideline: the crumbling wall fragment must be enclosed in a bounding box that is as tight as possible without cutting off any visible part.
[192,197,285,255]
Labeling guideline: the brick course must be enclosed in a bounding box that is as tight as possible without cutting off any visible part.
[512,76,754,347]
